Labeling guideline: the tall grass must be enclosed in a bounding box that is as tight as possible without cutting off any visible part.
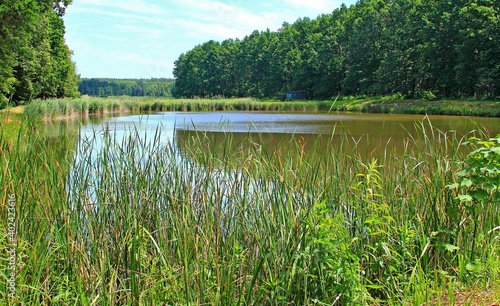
[22,97,500,121]
[23,97,327,121]
[358,99,500,117]
[1,116,499,304]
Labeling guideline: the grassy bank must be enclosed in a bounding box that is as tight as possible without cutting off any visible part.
[23,97,324,120]
[21,96,500,120]
[350,98,500,117]
[1,111,499,304]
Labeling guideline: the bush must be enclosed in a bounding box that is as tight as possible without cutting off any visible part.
[447,135,500,262]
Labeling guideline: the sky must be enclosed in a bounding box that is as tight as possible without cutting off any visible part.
[63,0,357,79]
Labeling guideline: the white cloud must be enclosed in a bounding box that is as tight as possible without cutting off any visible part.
[178,19,247,40]
[64,0,355,78]
[175,0,285,38]
[115,53,170,67]
[282,0,342,14]
[67,6,167,26]
[76,0,168,16]
[114,24,165,40]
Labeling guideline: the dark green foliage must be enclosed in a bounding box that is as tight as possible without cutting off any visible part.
[173,0,500,100]
[448,135,500,261]
[0,0,79,108]
[78,78,175,97]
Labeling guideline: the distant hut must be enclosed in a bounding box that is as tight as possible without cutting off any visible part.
[285,90,308,100]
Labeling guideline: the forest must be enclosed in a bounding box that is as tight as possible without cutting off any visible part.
[0,0,80,109]
[173,0,500,100]
[78,78,175,97]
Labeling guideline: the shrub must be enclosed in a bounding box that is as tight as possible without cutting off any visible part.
[447,135,500,262]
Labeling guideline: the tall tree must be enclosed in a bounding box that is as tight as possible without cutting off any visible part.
[455,0,500,98]
[342,0,386,95]
[172,0,500,101]
[0,0,78,108]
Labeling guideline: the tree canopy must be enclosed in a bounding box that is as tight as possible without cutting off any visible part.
[173,0,500,100]
[0,0,79,109]
[78,78,175,97]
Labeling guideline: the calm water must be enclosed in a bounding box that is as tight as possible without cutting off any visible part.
[47,111,500,156]
[52,111,498,206]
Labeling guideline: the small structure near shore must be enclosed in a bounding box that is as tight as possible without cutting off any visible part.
[285,90,308,101]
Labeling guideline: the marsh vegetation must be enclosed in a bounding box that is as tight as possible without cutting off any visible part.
[1,104,499,304]
[21,96,500,122]
[1,0,499,303]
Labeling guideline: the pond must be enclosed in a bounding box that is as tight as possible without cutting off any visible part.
[47,111,500,157]
[27,110,500,306]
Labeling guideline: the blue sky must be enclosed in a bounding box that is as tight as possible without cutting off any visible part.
[63,0,357,79]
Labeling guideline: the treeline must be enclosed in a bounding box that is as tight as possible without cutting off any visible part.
[0,0,80,108]
[79,78,175,97]
[173,0,500,100]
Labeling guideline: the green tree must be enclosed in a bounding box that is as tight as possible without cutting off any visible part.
[237,30,278,97]
[274,23,302,95]
[219,38,240,97]
[172,0,499,100]
[0,0,78,108]
[455,0,500,98]
[342,0,386,95]
[173,45,207,97]
[200,40,224,97]
[308,11,347,98]
[48,10,79,98]
[374,0,419,97]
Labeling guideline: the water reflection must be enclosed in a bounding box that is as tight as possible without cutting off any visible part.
[169,112,500,157]
[61,111,498,237]
[46,111,499,159]
[38,110,500,171]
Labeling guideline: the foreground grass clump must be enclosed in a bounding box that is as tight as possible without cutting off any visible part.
[1,116,499,304]
[0,106,25,151]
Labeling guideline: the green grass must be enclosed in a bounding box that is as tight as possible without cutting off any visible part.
[21,96,500,120]
[0,106,25,151]
[23,97,326,120]
[340,98,500,117]
[1,112,499,304]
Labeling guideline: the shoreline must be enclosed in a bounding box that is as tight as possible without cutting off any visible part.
[15,96,500,121]
[1,98,499,305]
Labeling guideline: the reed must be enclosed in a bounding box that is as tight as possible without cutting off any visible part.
[1,115,499,305]
[22,97,500,121]
[23,97,329,120]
